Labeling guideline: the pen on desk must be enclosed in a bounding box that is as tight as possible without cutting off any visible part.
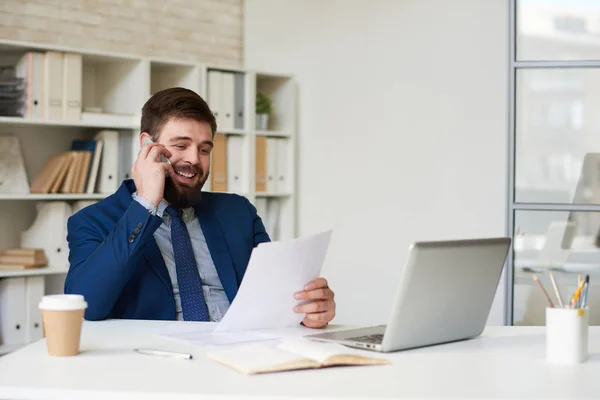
[532,274,554,308]
[134,348,193,360]
[548,271,564,308]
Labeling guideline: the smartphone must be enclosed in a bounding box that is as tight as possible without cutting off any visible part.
[143,137,171,164]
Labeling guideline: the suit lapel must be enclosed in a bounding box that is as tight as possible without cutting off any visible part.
[195,201,239,303]
[142,238,173,293]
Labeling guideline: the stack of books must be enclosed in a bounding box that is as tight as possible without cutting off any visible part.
[0,248,47,270]
[0,74,25,117]
[29,139,103,194]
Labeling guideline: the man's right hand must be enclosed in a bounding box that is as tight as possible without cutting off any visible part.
[132,140,174,207]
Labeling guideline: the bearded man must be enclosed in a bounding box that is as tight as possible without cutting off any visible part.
[64,87,336,327]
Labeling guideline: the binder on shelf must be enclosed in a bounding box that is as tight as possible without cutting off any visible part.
[266,198,281,240]
[24,276,44,342]
[221,72,235,131]
[266,138,278,193]
[0,277,27,345]
[227,136,244,194]
[207,70,222,128]
[207,70,238,132]
[21,201,71,269]
[255,136,267,192]
[211,134,228,192]
[0,136,29,194]
[234,73,245,129]
[254,197,268,223]
[276,139,288,193]
[43,51,63,121]
[118,131,133,181]
[16,51,44,119]
[94,130,119,194]
[62,52,82,121]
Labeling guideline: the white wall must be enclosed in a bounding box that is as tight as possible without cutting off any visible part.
[245,0,509,326]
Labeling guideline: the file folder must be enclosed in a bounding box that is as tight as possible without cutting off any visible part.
[62,53,82,121]
[227,136,244,194]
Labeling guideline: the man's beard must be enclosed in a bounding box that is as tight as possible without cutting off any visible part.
[163,165,207,209]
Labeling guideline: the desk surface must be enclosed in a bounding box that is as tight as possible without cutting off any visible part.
[0,320,599,400]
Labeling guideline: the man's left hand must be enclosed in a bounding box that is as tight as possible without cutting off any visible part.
[293,277,335,328]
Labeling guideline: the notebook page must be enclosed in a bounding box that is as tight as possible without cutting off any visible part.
[206,342,317,374]
[278,338,362,364]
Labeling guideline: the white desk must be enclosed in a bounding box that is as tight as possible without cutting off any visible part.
[0,320,599,399]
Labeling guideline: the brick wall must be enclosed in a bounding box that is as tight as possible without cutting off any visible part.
[0,0,243,66]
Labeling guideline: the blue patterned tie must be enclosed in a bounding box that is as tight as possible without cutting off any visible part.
[165,206,210,321]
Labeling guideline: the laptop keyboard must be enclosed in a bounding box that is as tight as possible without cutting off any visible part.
[347,334,384,344]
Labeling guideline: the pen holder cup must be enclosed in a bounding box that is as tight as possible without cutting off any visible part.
[546,307,588,365]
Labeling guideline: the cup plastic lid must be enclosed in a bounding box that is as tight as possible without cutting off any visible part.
[39,294,88,311]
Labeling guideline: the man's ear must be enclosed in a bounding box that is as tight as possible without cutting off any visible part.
[140,132,152,147]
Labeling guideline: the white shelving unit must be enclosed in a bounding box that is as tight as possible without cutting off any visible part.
[0,194,107,201]
[0,39,297,348]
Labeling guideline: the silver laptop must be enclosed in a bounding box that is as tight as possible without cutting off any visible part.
[307,237,511,352]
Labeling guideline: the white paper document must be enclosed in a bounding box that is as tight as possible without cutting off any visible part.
[215,229,333,332]
[157,329,280,346]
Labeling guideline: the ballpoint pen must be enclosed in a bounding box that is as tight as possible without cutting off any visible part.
[134,348,193,360]
[580,275,590,309]
[533,274,554,308]
[548,271,564,308]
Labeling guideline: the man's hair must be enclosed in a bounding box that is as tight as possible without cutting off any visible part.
[140,87,217,139]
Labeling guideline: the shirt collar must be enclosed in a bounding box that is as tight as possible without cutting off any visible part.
[133,192,196,223]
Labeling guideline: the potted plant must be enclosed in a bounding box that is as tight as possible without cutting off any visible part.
[255,92,272,130]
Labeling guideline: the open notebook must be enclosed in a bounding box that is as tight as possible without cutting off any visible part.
[206,338,390,374]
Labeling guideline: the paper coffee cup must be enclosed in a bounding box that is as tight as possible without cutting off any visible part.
[39,294,87,357]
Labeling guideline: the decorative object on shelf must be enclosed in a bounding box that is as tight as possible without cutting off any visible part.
[0,136,29,194]
[255,92,272,130]
[21,202,72,269]
[0,248,47,270]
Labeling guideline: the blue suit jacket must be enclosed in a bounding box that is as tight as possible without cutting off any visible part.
[64,180,270,321]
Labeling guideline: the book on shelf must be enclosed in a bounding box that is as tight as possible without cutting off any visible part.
[0,248,47,270]
[206,338,389,375]
[28,135,111,194]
